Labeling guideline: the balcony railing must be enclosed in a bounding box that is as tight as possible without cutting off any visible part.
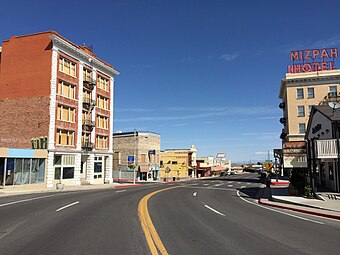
[82,97,96,111]
[81,141,94,151]
[82,120,95,132]
[83,78,96,90]
[316,139,338,159]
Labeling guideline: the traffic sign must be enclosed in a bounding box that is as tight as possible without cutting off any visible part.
[265,162,273,170]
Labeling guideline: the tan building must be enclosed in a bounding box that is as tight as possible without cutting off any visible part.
[160,145,197,180]
[279,69,340,175]
[112,131,160,181]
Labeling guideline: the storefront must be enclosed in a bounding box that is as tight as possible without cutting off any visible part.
[0,148,47,187]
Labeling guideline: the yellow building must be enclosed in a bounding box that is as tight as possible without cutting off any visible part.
[160,146,196,180]
[279,69,340,175]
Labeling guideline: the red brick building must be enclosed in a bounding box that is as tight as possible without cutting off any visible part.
[0,31,119,188]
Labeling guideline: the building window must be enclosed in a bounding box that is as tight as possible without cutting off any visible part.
[57,80,76,99]
[297,88,304,99]
[172,161,178,165]
[56,130,75,146]
[298,123,306,134]
[83,68,92,82]
[297,106,305,117]
[96,135,108,149]
[307,87,315,98]
[96,115,109,129]
[98,75,109,92]
[141,154,146,163]
[308,105,313,115]
[54,155,75,180]
[329,86,337,97]
[57,105,75,122]
[329,163,334,180]
[59,57,76,77]
[12,158,45,185]
[96,96,109,110]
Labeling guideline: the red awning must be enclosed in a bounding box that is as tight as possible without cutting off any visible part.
[211,166,225,171]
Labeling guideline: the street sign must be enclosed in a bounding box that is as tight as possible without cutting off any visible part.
[265,162,273,170]
[128,156,134,163]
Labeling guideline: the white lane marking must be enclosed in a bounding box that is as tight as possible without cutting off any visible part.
[193,192,197,197]
[228,181,232,184]
[191,183,198,186]
[116,190,126,193]
[228,185,233,187]
[0,194,58,208]
[237,182,242,184]
[56,201,79,212]
[203,184,209,186]
[204,204,226,216]
[214,184,223,187]
[247,183,251,185]
[236,190,324,225]
[0,219,28,240]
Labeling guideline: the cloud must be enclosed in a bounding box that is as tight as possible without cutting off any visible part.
[115,105,279,122]
[115,108,153,113]
[255,151,273,155]
[219,53,238,62]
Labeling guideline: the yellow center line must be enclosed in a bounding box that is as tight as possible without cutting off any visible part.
[138,185,183,255]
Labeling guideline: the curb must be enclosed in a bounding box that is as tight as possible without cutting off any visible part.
[115,184,142,189]
[258,198,340,221]
[270,181,289,185]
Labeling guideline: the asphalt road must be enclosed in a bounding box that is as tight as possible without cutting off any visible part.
[0,173,340,255]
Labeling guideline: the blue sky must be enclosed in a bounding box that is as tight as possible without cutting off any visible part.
[1,0,340,162]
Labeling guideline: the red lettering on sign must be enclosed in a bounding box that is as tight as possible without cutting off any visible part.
[312,49,320,59]
[304,50,312,60]
[320,49,330,58]
[330,48,338,58]
[290,51,299,61]
[302,63,312,72]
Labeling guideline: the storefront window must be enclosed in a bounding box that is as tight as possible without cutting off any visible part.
[54,155,75,180]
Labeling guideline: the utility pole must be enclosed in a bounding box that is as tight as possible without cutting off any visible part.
[133,129,137,184]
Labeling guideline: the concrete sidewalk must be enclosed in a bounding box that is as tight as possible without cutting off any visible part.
[0,182,142,197]
[259,183,340,220]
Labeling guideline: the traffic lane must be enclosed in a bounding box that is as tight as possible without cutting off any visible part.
[192,185,340,254]
[149,184,340,255]
[148,185,301,255]
[0,185,161,255]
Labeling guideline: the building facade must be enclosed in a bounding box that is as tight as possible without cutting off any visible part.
[279,69,340,176]
[160,145,197,180]
[306,105,340,192]
[112,131,161,181]
[0,31,119,188]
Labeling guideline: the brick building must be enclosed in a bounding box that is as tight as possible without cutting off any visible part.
[112,131,161,181]
[0,31,119,188]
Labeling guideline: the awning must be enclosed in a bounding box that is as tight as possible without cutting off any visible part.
[139,165,149,172]
[211,166,225,172]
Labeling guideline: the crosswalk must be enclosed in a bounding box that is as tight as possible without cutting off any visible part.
[185,175,259,189]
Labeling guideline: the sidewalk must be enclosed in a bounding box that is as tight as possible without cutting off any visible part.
[259,182,340,220]
[0,182,142,197]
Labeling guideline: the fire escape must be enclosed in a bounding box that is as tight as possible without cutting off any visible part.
[82,74,96,151]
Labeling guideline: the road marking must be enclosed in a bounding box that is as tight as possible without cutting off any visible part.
[139,186,183,255]
[236,190,324,225]
[214,184,223,187]
[116,190,126,193]
[56,201,79,212]
[228,185,233,187]
[0,194,59,208]
[228,181,232,184]
[204,204,226,216]
[193,192,197,197]
[203,183,209,186]
[0,219,28,240]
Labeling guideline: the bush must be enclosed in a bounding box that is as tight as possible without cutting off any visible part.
[304,185,312,198]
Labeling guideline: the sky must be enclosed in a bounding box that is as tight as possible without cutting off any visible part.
[1,0,340,162]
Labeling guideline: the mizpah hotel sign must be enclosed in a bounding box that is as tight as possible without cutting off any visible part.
[288,48,338,73]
